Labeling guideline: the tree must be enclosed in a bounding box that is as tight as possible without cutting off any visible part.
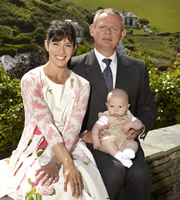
[7,51,46,80]
[138,18,150,27]
[34,33,44,46]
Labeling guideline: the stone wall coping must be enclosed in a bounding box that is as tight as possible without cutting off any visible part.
[141,124,180,157]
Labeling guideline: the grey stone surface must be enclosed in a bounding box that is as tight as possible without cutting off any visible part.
[141,124,180,157]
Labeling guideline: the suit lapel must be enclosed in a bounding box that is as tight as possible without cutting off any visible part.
[115,53,132,90]
[85,50,108,102]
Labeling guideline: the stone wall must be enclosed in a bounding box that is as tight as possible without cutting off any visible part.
[141,124,180,200]
[147,146,180,200]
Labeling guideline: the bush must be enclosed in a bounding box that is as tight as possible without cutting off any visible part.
[0,67,24,152]
[34,33,44,46]
[0,26,12,36]
[174,39,180,52]
[76,40,94,56]
[16,44,35,53]
[7,51,46,80]
[127,51,180,129]
[149,62,180,129]
[0,47,17,57]
[1,34,31,45]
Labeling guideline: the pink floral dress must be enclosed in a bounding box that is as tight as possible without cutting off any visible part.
[0,66,109,200]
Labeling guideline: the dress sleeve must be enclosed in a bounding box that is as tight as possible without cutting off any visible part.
[21,70,63,149]
[62,80,90,152]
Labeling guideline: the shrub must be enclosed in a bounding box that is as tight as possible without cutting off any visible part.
[7,51,46,80]
[0,47,17,57]
[34,33,44,46]
[16,44,35,53]
[2,34,31,45]
[12,26,21,36]
[0,67,24,152]
[128,38,134,44]
[0,26,12,36]
[149,62,180,129]
[76,40,94,56]
[127,51,180,129]
[174,39,180,52]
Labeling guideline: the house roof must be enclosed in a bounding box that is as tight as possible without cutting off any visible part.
[0,55,15,63]
[125,12,138,18]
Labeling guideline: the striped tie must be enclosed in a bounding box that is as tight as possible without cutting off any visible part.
[102,58,113,92]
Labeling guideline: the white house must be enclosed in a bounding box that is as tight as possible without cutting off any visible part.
[64,19,84,44]
[0,55,16,70]
[121,10,138,28]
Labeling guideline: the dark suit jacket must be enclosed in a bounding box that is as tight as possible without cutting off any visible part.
[70,50,157,139]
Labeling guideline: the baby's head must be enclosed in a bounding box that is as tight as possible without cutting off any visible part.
[106,88,130,117]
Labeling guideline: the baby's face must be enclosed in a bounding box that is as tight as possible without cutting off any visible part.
[106,96,129,117]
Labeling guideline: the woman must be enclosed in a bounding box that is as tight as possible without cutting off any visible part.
[0,21,109,200]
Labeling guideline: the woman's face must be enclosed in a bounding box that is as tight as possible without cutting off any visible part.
[45,37,76,69]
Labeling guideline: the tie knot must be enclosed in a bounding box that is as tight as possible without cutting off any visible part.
[103,58,112,67]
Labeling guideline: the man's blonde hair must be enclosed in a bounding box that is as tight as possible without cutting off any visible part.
[93,8,124,28]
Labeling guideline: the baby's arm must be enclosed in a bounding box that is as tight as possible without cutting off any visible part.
[122,119,143,133]
[92,123,102,149]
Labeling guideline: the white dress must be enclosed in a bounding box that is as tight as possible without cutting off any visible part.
[0,66,109,200]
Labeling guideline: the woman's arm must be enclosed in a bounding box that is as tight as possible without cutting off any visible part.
[62,79,90,152]
[21,70,63,148]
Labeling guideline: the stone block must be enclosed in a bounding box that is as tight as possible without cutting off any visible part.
[151,161,174,174]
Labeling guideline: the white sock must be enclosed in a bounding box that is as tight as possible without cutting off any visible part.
[114,151,133,168]
[121,148,135,159]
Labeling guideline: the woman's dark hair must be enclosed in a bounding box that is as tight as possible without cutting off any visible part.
[44,20,76,61]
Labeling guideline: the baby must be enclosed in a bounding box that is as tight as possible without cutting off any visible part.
[92,88,143,168]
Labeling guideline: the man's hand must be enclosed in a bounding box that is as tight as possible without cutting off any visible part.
[126,128,142,140]
[99,124,110,139]
[35,162,60,186]
[82,130,93,143]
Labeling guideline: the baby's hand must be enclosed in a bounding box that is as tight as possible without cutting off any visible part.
[122,122,131,133]
[93,141,101,150]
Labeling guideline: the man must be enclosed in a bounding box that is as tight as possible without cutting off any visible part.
[70,8,157,200]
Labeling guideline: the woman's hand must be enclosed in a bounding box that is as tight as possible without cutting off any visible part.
[35,162,60,186]
[63,162,83,199]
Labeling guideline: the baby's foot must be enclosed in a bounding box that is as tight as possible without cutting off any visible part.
[121,148,135,159]
[114,151,133,168]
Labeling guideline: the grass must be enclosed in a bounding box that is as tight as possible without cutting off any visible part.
[123,33,179,65]
[72,0,180,33]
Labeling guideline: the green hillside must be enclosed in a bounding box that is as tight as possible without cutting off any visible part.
[0,0,92,35]
[0,0,179,63]
[0,0,93,56]
[72,0,180,33]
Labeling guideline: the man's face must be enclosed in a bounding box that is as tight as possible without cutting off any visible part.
[90,13,126,54]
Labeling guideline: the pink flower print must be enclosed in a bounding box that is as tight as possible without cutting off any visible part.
[81,95,88,104]
[167,67,172,71]
[36,180,55,196]
[30,180,38,187]
[36,137,48,151]
[73,153,90,164]
[70,79,74,88]
[64,138,72,147]
[33,127,41,135]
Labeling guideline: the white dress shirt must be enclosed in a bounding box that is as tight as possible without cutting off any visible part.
[94,48,117,88]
